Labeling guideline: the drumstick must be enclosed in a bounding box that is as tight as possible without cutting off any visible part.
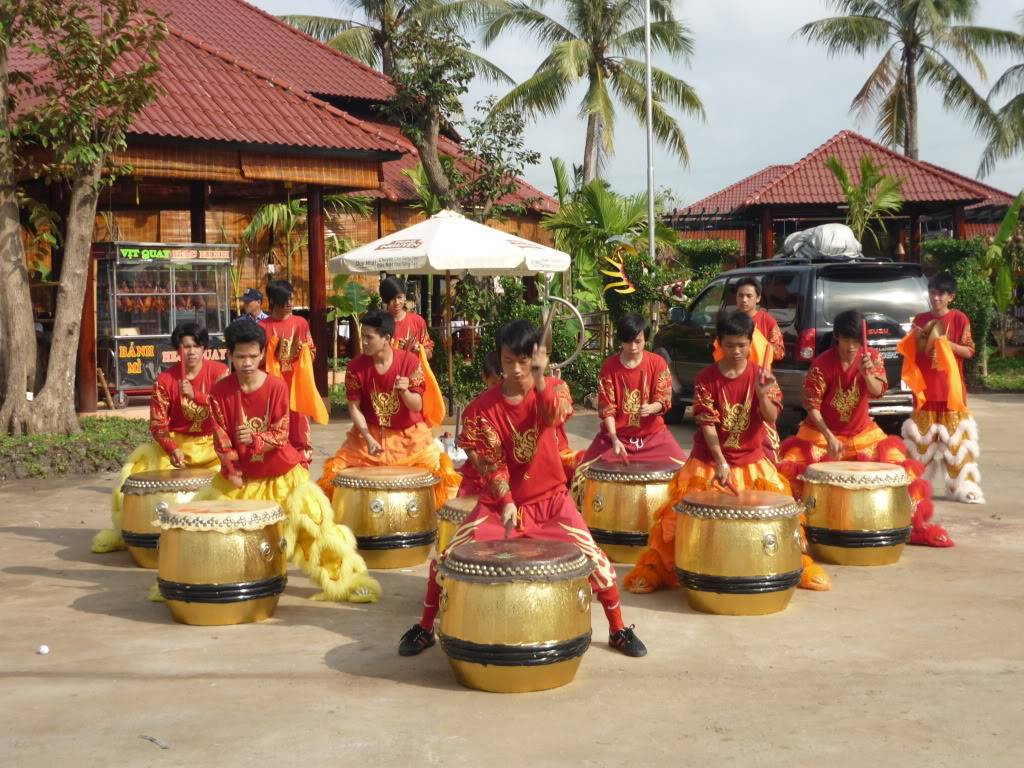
[179,345,186,380]
[861,319,869,360]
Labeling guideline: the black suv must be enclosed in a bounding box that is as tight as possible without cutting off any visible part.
[654,257,930,433]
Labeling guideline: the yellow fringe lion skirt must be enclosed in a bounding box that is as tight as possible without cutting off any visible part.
[92,433,219,554]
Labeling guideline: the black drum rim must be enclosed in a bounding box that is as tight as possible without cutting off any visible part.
[676,568,802,594]
[805,526,911,548]
[356,530,437,550]
[122,530,159,549]
[158,574,287,603]
[438,631,592,666]
[588,528,648,548]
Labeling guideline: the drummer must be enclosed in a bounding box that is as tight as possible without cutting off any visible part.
[316,310,459,508]
[456,352,503,498]
[398,319,648,658]
[198,319,380,602]
[92,322,227,554]
[577,313,686,467]
[777,309,950,547]
[623,310,822,593]
[381,277,434,358]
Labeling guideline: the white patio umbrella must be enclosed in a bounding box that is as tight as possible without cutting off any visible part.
[328,209,570,276]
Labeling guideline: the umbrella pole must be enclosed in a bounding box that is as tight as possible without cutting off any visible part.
[445,270,454,415]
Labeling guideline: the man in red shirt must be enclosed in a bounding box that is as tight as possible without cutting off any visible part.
[380,277,434,357]
[778,310,950,547]
[317,310,458,508]
[93,322,227,554]
[199,320,380,603]
[577,313,686,467]
[259,280,316,465]
[398,320,647,658]
[900,273,984,504]
[625,310,808,593]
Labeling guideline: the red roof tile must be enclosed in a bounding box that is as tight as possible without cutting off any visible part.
[914,159,1017,210]
[682,165,790,214]
[747,130,984,206]
[145,0,394,102]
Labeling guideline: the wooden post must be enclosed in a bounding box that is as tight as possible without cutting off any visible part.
[76,252,97,413]
[743,226,756,265]
[953,205,967,240]
[760,208,774,259]
[445,271,453,413]
[189,180,208,243]
[307,185,328,396]
[910,214,922,263]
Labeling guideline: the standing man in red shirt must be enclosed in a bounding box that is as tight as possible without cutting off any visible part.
[380,277,434,357]
[259,280,317,466]
[778,310,950,547]
[900,273,984,504]
[398,320,647,658]
[201,320,380,603]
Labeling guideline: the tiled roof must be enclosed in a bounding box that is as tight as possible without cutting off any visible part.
[682,165,790,214]
[914,159,1016,210]
[145,0,394,102]
[746,130,984,206]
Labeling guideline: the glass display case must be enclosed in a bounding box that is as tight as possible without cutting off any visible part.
[94,242,235,398]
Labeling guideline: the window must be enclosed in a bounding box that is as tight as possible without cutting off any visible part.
[689,281,725,326]
[760,271,802,327]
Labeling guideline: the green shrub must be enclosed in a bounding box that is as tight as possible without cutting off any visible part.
[676,238,739,297]
[921,237,985,275]
[949,259,993,386]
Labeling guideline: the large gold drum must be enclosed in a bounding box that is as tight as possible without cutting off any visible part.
[800,461,912,566]
[437,496,478,555]
[120,469,214,568]
[439,539,595,694]
[156,500,288,625]
[332,466,439,569]
[581,459,678,564]
[675,490,803,616]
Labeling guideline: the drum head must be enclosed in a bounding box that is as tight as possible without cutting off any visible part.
[158,499,285,531]
[122,468,215,494]
[334,465,437,489]
[586,458,679,483]
[442,539,594,583]
[440,497,478,521]
[678,489,802,519]
[801,461,909,488]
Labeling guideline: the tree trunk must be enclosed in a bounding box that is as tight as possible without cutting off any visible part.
[0,45,39,435]
[28,160,104,436]
[904,49,919,159]
[414,110,460,212]
[583,112,601,183]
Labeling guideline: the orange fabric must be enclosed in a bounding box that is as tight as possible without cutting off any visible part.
[624,456,790,594]
[713,327,771,367]
[266,335,329,425]
[317,422,460,509]
[419,345,446,427]
[898,332,928,410]
[900,331,967,414]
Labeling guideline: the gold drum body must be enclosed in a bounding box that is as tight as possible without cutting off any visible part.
[332,466,438,569]
[800,461,912,566]
[156,500,288,626]
[438,496,478,555]
[675,490,803,616]
[581,459,677,564]
[120,469,214,569]
[439,539,595,694]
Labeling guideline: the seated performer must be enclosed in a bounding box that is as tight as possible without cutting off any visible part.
[398,319,647,658]
[381,277,434,358]
[317,310,459,507]
[259,280,320,466]
[92,322,227,553]
[900,273,984,503]
[778,310,950,547]
[456,352,502,498]
[198,320,380,602]
[625,310,829,593]
[577,313,686,467]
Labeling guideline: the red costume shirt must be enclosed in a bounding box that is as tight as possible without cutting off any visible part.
[392,312,434,353]
[259,314,315,378]
[803,347,886,436]
[209,374,302,479]
[691,362,781,466]
[345,349,426,430]
[459,378,573,507]
[912,309,973,409]
[149,359,229,455]
[597,351,672,439]
[753,309,785,361]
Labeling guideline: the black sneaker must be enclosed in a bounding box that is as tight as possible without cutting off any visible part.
[609,625,647,658]
[398,624,435,656]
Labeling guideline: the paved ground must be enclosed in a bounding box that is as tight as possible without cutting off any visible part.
[1,395,1022,767]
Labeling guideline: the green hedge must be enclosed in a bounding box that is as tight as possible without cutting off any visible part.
[921,236,985,275]
[677,238,739,297]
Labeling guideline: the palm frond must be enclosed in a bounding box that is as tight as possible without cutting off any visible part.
[796,14,892,56]
[613,20,695,59]
[849,45,897,121]
[491,64,574,116]
[278,14,356,43]
[978,94,1024,177]
[876,74,907,149]
[919,49,999,138]
[457,46,514,84]
[551,156,571,204]
[325,194,373,218]
[990,63,1024,100]
[481,2,573,48]
[329,25,380,67]
[617,59,705,119]
[610,67,692,165]
[580,73,616,154]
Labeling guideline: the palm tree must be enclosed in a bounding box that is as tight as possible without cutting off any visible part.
[482,0,705,182]
[978,11,1024,176]
[798,0,1024,160]
[280,0,510,83]
[824,154,905,248]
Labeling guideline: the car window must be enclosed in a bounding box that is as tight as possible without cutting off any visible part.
[819,270,929,327]
[689,281,725,326]
[760,271,802,327]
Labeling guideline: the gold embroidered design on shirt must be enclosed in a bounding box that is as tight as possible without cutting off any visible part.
[371,388,400,427]
[720,388,752,449]
[831,378,860,423]
[506,415,538,464]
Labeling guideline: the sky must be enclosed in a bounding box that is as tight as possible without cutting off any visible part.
[250,0,1024,206]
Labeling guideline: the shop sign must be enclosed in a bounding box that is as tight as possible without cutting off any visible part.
[116,337,226,389]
